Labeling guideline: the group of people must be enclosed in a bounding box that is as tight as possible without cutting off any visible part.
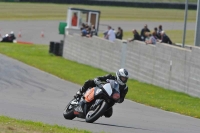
[103,24,172,45]
[79,22,172,45]
[80,23,97,38]
[129,24,172,45]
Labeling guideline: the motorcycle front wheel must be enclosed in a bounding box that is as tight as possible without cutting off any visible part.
[85,101,108,123]
[63,98,78,120]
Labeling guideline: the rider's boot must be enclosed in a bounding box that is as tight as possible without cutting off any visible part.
[104,107,113,118]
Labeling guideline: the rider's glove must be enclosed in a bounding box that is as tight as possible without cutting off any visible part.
[74,90,82,98]
[106,79,110,83]
[94,78,103,89]
[94,78,101,85]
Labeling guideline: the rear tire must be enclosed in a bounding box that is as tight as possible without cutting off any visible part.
[63,99,77,120]
[85,101,108,123]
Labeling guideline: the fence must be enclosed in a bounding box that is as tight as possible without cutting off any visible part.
[63,34,200,98]
[3,0,197,10]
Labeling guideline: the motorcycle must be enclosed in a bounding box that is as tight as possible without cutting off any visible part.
[63,79,120,123]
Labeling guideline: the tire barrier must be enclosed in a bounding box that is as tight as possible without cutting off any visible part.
[49,41,64,56]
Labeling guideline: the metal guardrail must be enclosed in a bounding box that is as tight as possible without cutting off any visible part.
[13,0,197,10]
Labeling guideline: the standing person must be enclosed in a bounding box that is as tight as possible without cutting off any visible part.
[157,25,163,39]
[140,24,150,41]
[116,27,123,40]
[129,29,141,42]
[153,27,159,39]
[106,26,116,42]
[71,13,78,26]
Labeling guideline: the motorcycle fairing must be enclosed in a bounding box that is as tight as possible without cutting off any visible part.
[84,87,95,102]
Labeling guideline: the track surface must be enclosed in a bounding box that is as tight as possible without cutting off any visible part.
[0,54,200,133]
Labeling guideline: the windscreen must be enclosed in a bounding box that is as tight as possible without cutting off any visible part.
[109,80,120,94]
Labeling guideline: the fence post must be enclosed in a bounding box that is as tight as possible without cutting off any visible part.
[121,41,127,68]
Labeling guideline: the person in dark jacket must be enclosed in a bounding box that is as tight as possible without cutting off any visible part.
[129,29,141,42]
[157,25,163,39]
[116,27,123,40]
[74,68,129,118]
[160,31,172,44]
[140,24,150,41]
[153,27,159,39]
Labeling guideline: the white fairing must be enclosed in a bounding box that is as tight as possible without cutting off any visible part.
[71,99,78,105]
[103,83,112,96]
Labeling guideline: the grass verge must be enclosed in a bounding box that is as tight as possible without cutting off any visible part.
[0,115,91,133]
[0,2,196,21]
[0,43,200,119]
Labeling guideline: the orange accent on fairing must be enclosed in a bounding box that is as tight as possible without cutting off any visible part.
[84,87,95,102]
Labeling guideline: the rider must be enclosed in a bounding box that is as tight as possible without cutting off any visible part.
[74,68,129,117]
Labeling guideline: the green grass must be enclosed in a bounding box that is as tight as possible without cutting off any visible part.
[0,2,197,21]
[0,43,200,119]
[0,115,91,133]
[100,30,195,45]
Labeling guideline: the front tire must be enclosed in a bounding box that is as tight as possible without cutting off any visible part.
[85,101,108,123]
[63,99,77,120]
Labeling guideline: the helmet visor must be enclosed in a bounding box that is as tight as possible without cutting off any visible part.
[120,76,128,83]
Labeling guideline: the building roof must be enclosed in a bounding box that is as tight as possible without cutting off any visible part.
[69,8,101,14]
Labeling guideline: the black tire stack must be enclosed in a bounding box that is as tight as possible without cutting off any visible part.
[49,40,64,56]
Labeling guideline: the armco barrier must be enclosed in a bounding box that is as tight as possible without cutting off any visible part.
[63,34,200,98]
[18,0,197,10]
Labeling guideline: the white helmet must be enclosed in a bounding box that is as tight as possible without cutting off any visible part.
[116,68,129,85]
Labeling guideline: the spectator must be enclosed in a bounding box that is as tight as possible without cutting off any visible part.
[116,27,123,40]
[85,24,89,29]
[153,27,159,39]
[145,32,156,45]
[80,23,86,30]
[157,25,163,39]
[160,31,172,44]
[103,30,108,39]
[112,28,116,34]
[105,26,116,41]
[140,24,150,41]
[81,28,87,36]
[71,13,78,26]
[129,29,141,42]
[90,25,97,37]
[86,27,92,37]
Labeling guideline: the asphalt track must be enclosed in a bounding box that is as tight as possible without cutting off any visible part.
[0,54,200,133]
[0,20,196,44]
